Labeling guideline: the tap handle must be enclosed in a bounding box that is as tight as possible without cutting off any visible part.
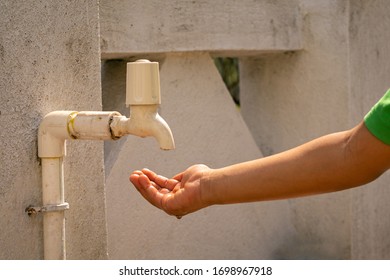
[126,59,161,106]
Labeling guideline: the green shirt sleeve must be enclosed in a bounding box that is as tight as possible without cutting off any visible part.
[364,89,390,145]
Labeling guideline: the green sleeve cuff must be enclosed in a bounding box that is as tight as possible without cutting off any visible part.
[364,89,390,145]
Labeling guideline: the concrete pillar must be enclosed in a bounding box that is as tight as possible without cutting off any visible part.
[240,0,352,259]
[348,0,390,259]
[0,1,107,259]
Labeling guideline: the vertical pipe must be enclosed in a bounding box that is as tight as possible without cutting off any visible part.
[42,158,66,260]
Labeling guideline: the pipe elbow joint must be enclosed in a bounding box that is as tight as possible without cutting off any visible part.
[38,111,75,158]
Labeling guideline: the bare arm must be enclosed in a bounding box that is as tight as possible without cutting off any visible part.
[130,122,390,217]
[203,122,390,205]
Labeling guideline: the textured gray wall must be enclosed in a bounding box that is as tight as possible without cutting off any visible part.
[0,1,108,259]
[240,0,351,259]
[100,0,302,59]
[240,0,390,259]
[104,54,295,259]
[348,0,390,259]
[2,0,389,260]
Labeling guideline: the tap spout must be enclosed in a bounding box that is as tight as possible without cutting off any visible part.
[110,105,175,150]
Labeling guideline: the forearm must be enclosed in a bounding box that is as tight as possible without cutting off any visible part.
[203,122,390,205]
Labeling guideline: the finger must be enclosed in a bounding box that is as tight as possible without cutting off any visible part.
[157,176,179,191]
[130,173,159,192]
[129,173,141,188]
[173,172,184,181]
[141,168,159,183]
[138,174,152,189]
[142,168,179,191]
[129,170,143,185]
[130,173,146,196]
[134,178,183,216]
[136,174,165,210]
[130,172,172,213]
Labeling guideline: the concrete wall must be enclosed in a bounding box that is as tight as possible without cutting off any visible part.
[103,53,296,259]
[101,0,390,260]
[100,0,304,259]
[240,0,351,259]
[240,0,390,259]
[0,1,107,259]
[2,0,390,260]
[348,0,390,259]
[100,0,302,58]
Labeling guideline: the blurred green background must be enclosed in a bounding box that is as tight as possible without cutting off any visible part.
[214,57,240,105]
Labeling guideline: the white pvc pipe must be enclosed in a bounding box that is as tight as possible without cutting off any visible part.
[35,60,175,260]
[38,110,120,260]
[42,158,66,260]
